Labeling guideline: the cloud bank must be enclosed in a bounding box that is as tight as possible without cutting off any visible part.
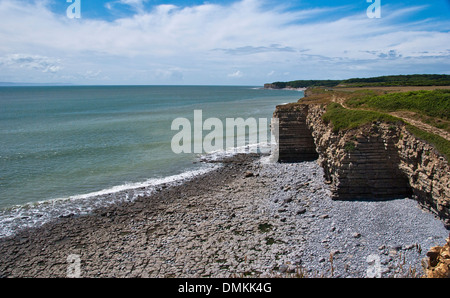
[0,0,449,84]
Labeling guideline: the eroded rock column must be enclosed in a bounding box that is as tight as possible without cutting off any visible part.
[273,104,318,162]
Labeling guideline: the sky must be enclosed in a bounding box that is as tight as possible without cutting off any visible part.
[0,0,449,85]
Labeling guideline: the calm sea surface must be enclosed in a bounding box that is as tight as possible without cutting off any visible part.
[0,85,303,237]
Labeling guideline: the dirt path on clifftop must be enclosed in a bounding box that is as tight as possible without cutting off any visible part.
[389,111,450,141]
[331,95,450,141]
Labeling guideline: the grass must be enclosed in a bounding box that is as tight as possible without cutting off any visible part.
[406,125,450,161]
[345,90,450,131]
[322,102,449,160]
[294,87,450,160]
[322,102,402,133]
[338,89,449,160]
[344,141,356,152]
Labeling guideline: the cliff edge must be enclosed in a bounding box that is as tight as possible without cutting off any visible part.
[273,88,450,222]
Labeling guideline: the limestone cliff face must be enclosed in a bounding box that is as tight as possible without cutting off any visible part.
[305,104,412,200]
[264,83,281,89]
[273,104,318,162]
[274,104,450,220]
[396,127,450,219]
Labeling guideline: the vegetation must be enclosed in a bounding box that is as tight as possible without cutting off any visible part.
[345,89,450,121]
[406,125,450,161]
[270,80,341,88]
[267,74,450,89]
[340,74,450,87]
[344,141,356,152]
[320,88,449,160]
[322,103,402,133]
[258,223,273,233]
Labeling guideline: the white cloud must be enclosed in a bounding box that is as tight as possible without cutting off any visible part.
[0,0,449,84]
[82,70,102,78]
[216,44,297,55]
[228,70,244,78]
[1,54,61,73]
[154,68,184,81]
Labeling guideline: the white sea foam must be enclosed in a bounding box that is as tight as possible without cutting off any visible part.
[0,141,279,239]
[198,141,273,162]
[0,142,280,238]
[0,164,218,238]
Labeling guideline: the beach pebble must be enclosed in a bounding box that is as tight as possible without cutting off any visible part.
[0,153,447,279]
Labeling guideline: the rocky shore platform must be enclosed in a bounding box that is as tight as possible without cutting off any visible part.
[0,153,448,278]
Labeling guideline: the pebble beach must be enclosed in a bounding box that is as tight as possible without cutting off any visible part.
[0,153,448,278]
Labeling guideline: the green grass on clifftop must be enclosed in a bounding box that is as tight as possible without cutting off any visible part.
[345,89,450,121]
[322,103,402,132]
[406,125,450,161]
[322,102,449,161]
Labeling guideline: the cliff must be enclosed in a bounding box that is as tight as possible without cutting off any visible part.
[424,235,450,278]
[264,83,282,89]
[273,102,450,221]
[273,104,318,162]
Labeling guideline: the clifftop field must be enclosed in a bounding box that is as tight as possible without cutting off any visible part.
[299,87,450,161]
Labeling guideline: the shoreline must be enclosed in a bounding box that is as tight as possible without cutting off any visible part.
[264,87,307,92]
[0,144,273,239]
[0,153,448,278]
[0,163,218,239]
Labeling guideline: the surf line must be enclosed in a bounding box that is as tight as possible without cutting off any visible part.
[171,109,279,155]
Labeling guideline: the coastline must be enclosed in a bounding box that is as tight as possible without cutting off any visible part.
[264,87,307,92]
[0,163,218,239]
[0,153,447,278]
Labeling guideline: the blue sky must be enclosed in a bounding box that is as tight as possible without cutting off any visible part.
[0,0,449,85]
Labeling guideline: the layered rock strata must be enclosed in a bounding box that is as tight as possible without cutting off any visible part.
[273,103,450,220]
[273,104,318,162]
[396,128,450,220]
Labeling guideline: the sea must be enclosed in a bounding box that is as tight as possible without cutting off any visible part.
[0,85,303,238]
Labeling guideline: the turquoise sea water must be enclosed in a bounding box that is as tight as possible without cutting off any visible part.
[0,85,303,237]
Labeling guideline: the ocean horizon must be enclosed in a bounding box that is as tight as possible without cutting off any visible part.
[0,85,303,237]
